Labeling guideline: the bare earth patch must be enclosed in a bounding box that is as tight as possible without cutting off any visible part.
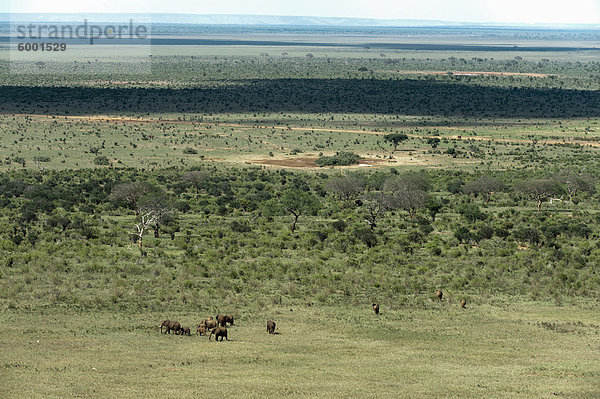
[254,156,405,168]
[256,157,320,168]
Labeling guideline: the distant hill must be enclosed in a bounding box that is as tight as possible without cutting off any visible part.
[1,13,599,29]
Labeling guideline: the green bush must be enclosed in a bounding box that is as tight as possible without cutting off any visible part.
[458,203,486,223]
[316,152,360,167]
[454,226,471,243]
[352,227,377,248]
[94,156,110,165]
[332,219,347,232]
[231,220,251,233]
[183,147,198,154]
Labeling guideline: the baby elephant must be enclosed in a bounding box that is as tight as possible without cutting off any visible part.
[196,324,206,336]
[266,320,276,334]
[209,326,228,342]
[180,327,191,336]
[204,319,218,330]
[372,303,380,315]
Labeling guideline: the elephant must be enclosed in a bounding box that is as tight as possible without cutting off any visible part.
[216,314,234,327]
[160,320,170,334]
[267,320,276,334]
[181,327,191,336]
[166,320,181,334]
[204,319,218,330]
[435,289,443,301]
[196,324,206,336]
[209,326,228,342]
[372,303,380,315]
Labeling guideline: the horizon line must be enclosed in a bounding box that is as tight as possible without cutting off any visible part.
[1,13,600,28]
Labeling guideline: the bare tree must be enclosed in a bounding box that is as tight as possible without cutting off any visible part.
[132,191,174,252]
[138,192,173,238]
[384,173,429,218]
[556,171,595,202]
[33,158,46,173]
[133,210,158,250]
[110,182,152,215]
[361,191,392,230]
[389,189,428,218]
[325,176,365,205]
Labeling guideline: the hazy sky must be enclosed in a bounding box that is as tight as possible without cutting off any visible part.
[5,0,600,24]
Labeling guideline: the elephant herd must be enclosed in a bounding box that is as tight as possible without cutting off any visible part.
[160,314,251,342]
[161,291,463,341]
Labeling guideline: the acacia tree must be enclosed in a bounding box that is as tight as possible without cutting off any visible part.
[463,176,505,203]
[325,175,365,205]
[516,179,564,211]
[383,133,408,151]
[556,171,595,202]
[425,197,443,221]
[383,172,429,218]
[280,188,320,233]
[182,170,209,193]
[110,182,152,215]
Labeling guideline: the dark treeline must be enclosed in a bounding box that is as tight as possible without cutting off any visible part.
[2,79,600,118]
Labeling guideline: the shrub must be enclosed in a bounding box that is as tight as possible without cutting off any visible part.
[513,226,541,246]
[447,179,463,194]
[94,156,110,165]
[407,230,423,244]
[316,152,361,167]
[183,147,198,154]
[475,225,494,242]
[458,203,486,223]
[353,227,377,248]
[313,229,329,242]
[332,219,347,232]
[427,137,440,148]
[454,226,471,243]
[231,221,251,233]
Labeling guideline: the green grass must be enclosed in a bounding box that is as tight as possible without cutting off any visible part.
[1,302,599,398]
[1,113,600,172]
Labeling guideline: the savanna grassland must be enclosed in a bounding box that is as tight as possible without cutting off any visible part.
[0,24,600,398]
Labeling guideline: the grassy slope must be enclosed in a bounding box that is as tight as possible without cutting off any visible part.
[1,302,599,398]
